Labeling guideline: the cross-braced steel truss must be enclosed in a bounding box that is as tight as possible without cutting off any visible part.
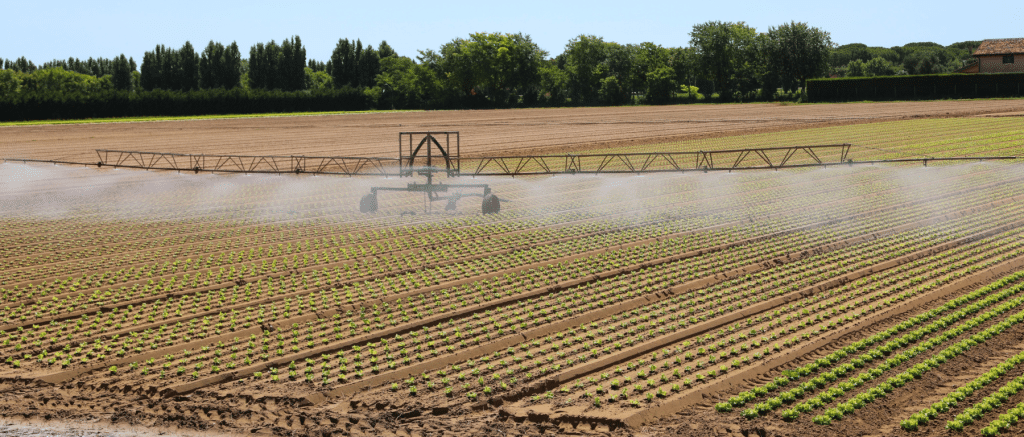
[95,150,400,176]
[0,138,998,215]
[92,143,1020,178]
[466,144,854,176]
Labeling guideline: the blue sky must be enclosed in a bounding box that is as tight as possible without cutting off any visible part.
[5,0,1021,64]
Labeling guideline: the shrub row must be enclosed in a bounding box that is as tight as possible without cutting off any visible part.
[807,73,1024,102]
[0,87,371,122]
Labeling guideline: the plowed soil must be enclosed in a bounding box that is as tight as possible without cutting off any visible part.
[4,100,1024,162]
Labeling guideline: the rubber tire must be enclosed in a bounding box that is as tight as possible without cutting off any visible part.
[481,194,500,214]
[359,193,378,213]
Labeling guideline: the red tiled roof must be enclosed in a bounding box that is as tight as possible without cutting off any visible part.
[973,38,1024,56]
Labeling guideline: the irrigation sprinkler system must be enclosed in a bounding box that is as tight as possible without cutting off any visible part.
[4,131,1020,214]
[362,132,499,214]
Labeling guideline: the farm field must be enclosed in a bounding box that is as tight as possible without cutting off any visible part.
[605,116,1024,161]
[2,103,1024,437]
[3,99,1024,164]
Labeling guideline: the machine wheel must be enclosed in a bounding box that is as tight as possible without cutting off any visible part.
[445,198,458,211]
[481,194,500,214]
[359,193,378,213]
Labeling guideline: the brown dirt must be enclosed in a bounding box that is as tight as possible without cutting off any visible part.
[494,215,1024,424]
[7,103,1024,437]
[671,270,1024,437]
[975,111,1024,117]
[4,100,1024,163]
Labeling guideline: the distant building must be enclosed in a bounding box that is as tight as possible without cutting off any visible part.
[958,38,1024,73]
[954,61,979,74]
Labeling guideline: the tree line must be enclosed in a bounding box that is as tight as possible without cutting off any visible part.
[0,23,987,121]
[829,41,980,77]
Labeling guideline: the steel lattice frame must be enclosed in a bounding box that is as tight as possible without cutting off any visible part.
[86,144,1017,177]
[0,138,1012,215]
[94,150,400,176]
[467,144,855,176]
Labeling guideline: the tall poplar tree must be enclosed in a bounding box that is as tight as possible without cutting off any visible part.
[179,41,199,90]
[199,41,224,89]
[112,54,132,90]
[223,42,242,88]
[359,45,380,87]
[378,40,397,59]
[330,38,355,87]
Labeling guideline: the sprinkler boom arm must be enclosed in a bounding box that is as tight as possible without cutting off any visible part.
[80,136,1018,215]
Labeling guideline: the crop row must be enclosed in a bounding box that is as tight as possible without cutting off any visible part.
[4,213,830,372]
[3,178,730,286]
[0,161,901,296]
[8,155,999,292]
[351,222,1023,409]
[717,236,1024,413]
[0,216,753,328]
[0,169,654,283]
[907,349,1024,432]
[719,271,1024,424]
[612,118,1024,161]
[10,171,857,301]
[520,232,1024,414]
[15,192,1020,398]
[4,159,1010,320]
[1,216,793,367]
[6,164,1008,332]
[802,294,1024,426]
[1,206,656,290]
[2,190,1015,390]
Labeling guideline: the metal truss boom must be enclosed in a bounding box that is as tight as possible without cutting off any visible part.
[90,144,1018,177]
[95,150,400,176]
[468,144,855,176]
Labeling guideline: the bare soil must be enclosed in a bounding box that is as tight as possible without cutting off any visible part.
[4,100,1024,162]
[5,101,1024,436]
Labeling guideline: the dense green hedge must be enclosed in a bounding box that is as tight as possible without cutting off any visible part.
[807,72,1024,102]
[0,87,370,121]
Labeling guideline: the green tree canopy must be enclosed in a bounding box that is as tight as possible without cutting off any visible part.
[179,41,199,90]
[419,32,547,105]
[304,67,332,90]
[378,41,397,59]
[140,42,199,91]
[846,57,901,77]
[19,67,113,95]
[247,36,304,91]
[538,61,568,105]
[563,35,608,105]
[764,21,834,90]
[334,38,355,87]
[248,41,280,89]
[112,54,132,91]
[200,41,243,90]
[689,21,759,96]
[0,69,22,98]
